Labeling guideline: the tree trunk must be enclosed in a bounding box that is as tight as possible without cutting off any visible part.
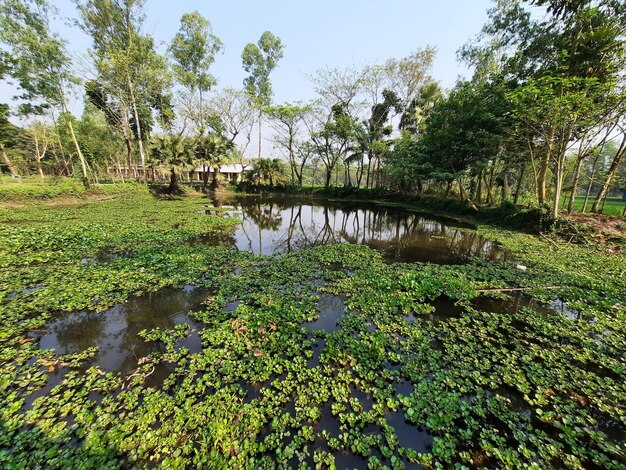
[202,164,209,192]
[582,153,599,213]
[567,156,584,214]
[65,117,88,186]
[325,167,332,188]
[168,166,178,193]
[33,132,47,180]
[58,88,88,185]
[537,124,556,206]
[257,109,263,158]
[552,126,574,220]
[591,133,626,213]
[475,170,483,203]
[486,161,496,205]
[128,76,146,177]
[211,166,220,189]
[501,172,509,202]
[1,145,18,179]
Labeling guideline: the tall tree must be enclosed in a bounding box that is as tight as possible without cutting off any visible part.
[0,0,89,182]
[267,103,311,186]
[77,0,171,174]
[241,31,284,158]
[170,11,222,135]
[206,87,256,154]
[0,104,22,179]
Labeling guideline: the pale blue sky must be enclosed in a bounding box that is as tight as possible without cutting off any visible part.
[7,0,494,106]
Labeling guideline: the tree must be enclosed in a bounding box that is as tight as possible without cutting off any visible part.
[241,31,284,158]
[0,105,22,179]
[308,103,357,188]
[149,134,193,193]
[195,134,233,190]
[399,82,443,133]
[206,88,256,154]
[250,158,286,187]
[458,0,626,218]
[26,121,54,179]
[0,0,89,182]
[170,11,222,135]
[267,103,311,186]
[418,80,511,204]
[384,47,437,106]
[77,0,172,174]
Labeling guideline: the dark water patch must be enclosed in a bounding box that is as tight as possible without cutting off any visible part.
[549,299,583,320]
[313,401,343,438]
[202,196,510,264]
[472,292,583,321]
[308,338,326,368]
[187,231,236,247]
[386,409,433,454]
[39,286,209,376]
[428,297,465,323]
[144,362,176,389]
[241,380,272,402]
[471,292,547,315]
[303,294,346,332]
[493,386,532,417]
[224,300,241,312]
[8,285,42,299]
[352,386,375,411]
[177,328,202,354]
[393,380,414,397]
[591,410,626,446]
[22,369,65,411]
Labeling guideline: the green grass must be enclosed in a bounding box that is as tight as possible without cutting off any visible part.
[0,178,151,201]
[566,195,626,216]
[0,192,624,468]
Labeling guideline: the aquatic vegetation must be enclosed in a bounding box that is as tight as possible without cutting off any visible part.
[0,194,624,468]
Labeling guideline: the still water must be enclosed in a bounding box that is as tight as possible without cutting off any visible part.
[203,196,510,264]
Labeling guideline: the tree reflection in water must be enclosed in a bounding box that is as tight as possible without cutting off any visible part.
[39,286,208,374]
[210,197,509,263]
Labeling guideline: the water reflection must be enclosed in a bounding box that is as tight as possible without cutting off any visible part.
[204,197,509,264]
[39,285,208,374]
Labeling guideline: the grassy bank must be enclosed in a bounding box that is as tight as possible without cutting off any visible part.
[0,192,624,468]
[0,179,151,202]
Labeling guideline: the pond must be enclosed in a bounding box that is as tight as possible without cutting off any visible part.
[201,195,510,264]
[30,195,594,468]
[39,198,513,379]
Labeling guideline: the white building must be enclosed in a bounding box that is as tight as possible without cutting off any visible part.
[192,164,251,183]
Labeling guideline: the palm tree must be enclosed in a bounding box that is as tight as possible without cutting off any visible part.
[251,158,286,187]
[149,135,194,193]
[400,82,443,133]
[195,134,233,190]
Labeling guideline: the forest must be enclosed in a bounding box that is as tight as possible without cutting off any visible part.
[1,0,625,220]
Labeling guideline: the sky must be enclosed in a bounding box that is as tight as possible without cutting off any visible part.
[1,0,495,156]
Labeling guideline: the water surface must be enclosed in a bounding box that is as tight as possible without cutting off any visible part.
[202,196,509,264]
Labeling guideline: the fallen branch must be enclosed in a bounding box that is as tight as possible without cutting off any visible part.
[540,233,561,249]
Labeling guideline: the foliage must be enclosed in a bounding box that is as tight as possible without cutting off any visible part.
[0,192,625,468]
